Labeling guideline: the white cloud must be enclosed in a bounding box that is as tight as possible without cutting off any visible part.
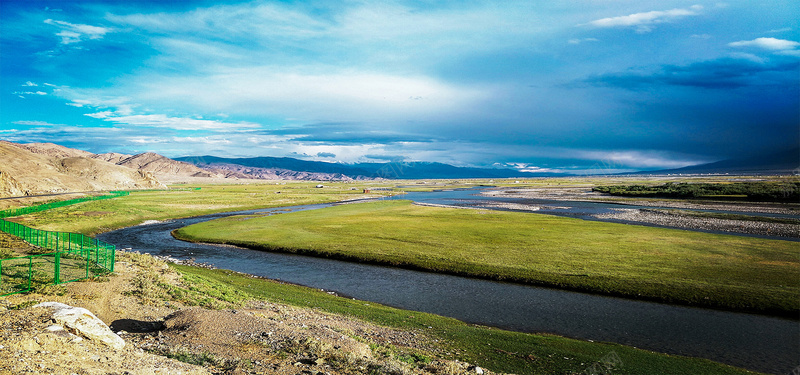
[12,120,62,126]
[583,5,702,33]
[132,69,490,124]
[728,52,765,63]
[573,149,706,169]
[59,93,136,115]
[776,49,800,57]
[84,111,114,119]
[728,37,800,51]
[99,114,262,131]
[44,19,112,45]
[767,27,792,33]
[56,31,82,45]
[106,1,544,73]
[22,81,38,87]
[14,91,47,96]
[504,163,560,173]
[568,38,599,45]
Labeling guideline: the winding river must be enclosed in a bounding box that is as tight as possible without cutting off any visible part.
[98,189,799,374]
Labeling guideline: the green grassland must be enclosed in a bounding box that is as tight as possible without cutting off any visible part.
[174,200,800,317]
[171,264,761,375]
[14,182,397,235]
[11,176,797,235]
[2,179,789,373]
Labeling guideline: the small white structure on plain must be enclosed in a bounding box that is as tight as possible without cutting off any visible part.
[315,184,324,188]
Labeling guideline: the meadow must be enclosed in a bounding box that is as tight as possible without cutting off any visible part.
[174,200,799,316]
[13,182,396,235]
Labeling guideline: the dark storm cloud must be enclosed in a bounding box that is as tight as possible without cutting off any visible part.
[585,57,800,90]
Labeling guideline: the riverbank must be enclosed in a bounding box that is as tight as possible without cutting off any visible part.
[482,187,800,215]
[594,208,799,238]
[481,187,800,239]
[0,251,766,375]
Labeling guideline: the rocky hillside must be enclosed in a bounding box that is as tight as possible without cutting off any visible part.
[1,140,370,195]
[0,141,165,198]
[92,152,132,164]
[116,152,223,182]
[200,162,359,181]
[13,142,95,159]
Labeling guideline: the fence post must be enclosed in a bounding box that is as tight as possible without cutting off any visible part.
[27,257,32,292]
[54,252,61,284]
[109,245,115,272]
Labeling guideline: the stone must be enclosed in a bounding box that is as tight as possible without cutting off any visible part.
[468,365,484,374]
[34,302,125,350]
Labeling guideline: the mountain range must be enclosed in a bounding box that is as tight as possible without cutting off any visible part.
[634,148,799,175]
[174,155,557,180]
[1,140,796,198]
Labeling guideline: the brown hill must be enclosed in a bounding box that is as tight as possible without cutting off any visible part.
[116,152,222,181]
[13,142,95,159]
[0,141,165,198]
[2,140,358,189]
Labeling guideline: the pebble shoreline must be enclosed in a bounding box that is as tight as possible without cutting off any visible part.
[478,189,800,239]
[594,208,799,238]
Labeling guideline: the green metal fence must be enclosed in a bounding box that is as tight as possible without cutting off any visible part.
[0,192,124,296]
[0,191,129,219]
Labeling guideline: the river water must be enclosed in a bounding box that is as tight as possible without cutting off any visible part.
[97,189,799,374]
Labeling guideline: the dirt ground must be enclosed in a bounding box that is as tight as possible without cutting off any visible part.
[0,254,497,375]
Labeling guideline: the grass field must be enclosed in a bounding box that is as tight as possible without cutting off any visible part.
[174,200,800,317]
[173,264,761,375]
[4,179,789,373]
[14,182,397,235]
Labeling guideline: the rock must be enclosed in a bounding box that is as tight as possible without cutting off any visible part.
[34,302,125,350]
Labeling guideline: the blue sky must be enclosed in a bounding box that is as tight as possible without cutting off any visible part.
[1,0,798,173]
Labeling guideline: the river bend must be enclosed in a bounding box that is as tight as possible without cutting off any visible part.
[98,191,799,374]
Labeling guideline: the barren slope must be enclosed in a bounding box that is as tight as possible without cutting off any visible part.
[92,152,132,164]
[0,141,165,198]
[117,152,221,181]
[12,142,94,159]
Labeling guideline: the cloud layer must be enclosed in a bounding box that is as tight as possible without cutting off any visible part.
[1,1,798,172]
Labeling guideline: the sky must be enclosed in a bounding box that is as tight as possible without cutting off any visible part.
[1,0,798,174]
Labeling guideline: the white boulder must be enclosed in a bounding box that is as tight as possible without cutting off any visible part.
[34,302,125,350]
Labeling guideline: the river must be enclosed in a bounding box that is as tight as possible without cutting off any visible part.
[97,189,799,374]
